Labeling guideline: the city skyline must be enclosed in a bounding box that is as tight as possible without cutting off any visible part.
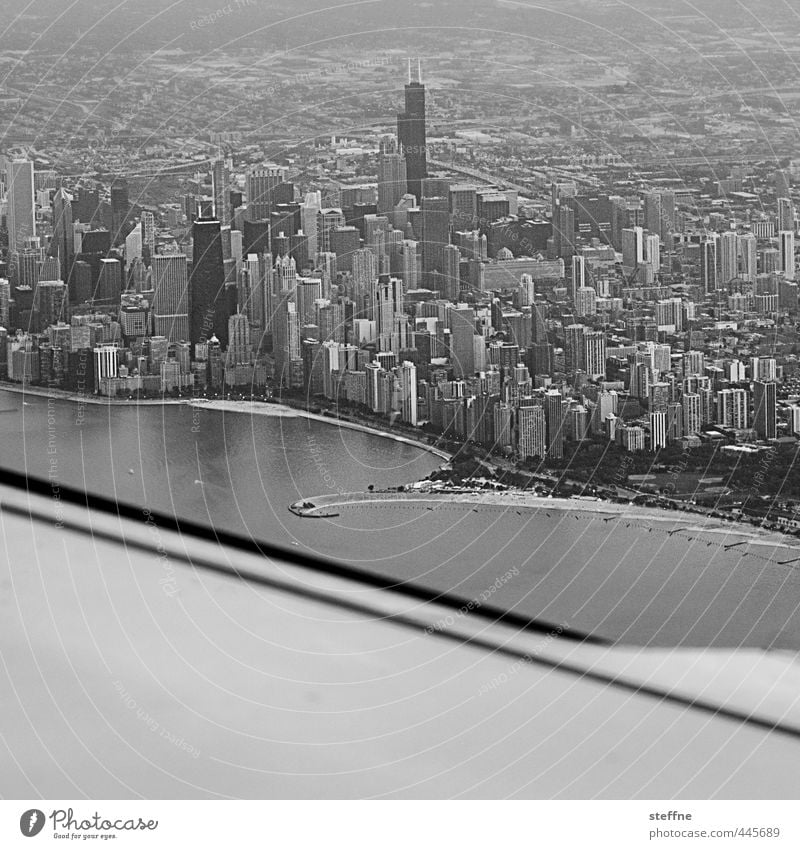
[3,0,800,814]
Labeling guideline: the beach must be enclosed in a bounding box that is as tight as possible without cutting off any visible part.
[291,488,800,553]
[0,381,452,460]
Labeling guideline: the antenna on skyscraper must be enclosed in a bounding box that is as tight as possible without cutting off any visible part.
[418,58,422,84]
[407,57,412,84]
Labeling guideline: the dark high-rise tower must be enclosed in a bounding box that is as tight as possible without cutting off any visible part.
[110,179,130,245]
[190,218,229,347]
[50,187,74,289]
[397,59,428,202]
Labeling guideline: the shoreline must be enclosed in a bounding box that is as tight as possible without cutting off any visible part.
[291,490,800,551]
[188,398,453,461]
[0,383,185,407]
[0,382,452,461]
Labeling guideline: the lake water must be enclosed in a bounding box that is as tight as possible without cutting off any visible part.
[3,388,800,650]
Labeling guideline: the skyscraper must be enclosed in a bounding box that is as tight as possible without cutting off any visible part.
[152,254,190,343]
[212,157,231,226]
[377,136,407,215]
[700,238,717,293]
[247,164,288,221]
[95,258,122,304]
[226,309,251,365]
[50,187,74,289]
[545,389,566,459]
[720,231,738,284]
[682,393,702,436]
[564,324,587,375]
[622,227,644,274]
[649,411,668,450]
[396,361,418,426]
[421,195,450,279]
[448,305,476,379]
[738,233,757,282]
[780,230,795,281]
[189,218,228,347]
[777,197,795,233]
[584,331,606,379]
[141,212,156,258]
[397,60,428,201]
[570,255,586,303]
[110,179,130,245]
[376,274,404,354]
[517,405,546,460]
[753,380,777,440]
[717,388,748,429]
[6,159,36,253]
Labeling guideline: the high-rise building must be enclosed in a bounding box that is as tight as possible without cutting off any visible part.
[329,226,361,272]
[212,157,231,226]
[449,184,478,231]
[738,233,757,282]
[555,204,575,259]
[398,240,418,292]
[421,195,450,278]
[649,410,667,450]
[95,258,122,304]
[34,280,67,330]
[273,300,302,390]
[575,286,597,317]
[396,360,418,426]
[720,231,738,284]
[377,136,407,215]
[317,208,346,254]
[125,224,143,263]
[564,324,586,375]
[247,164,289,221]
[151,254,189,342]
[110,179,130,245]
[779,230,795,281]
[645,233,660,274]
[189,218,228,347]
[93,344,118,391]
[643,191,662,239]
[545,389,566,458]
[622,226,644,273]
[50,187,74,289]
[753,380,777,440]
[141,212,156,258]
[716,388,749,429]
[448,305,476,379]
[6,159,36,253]
[777,197,795,233]
[584,331,606,378]
[655,297,683,331]
[700,238,717,293]
[376,274,404,354]
[570,255,586,303]
[682,392,702,436]
[396,60,428,201]
[226,309,251,365]
[517,404,546,460]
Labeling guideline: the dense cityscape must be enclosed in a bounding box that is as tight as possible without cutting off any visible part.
[7,0,800,813]
[2,3,800,528]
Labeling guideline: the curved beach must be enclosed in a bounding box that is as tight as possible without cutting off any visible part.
[189,398,453,460]
[283,489,800,650]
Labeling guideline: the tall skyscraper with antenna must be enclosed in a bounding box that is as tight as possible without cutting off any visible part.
[397,59,428,202]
